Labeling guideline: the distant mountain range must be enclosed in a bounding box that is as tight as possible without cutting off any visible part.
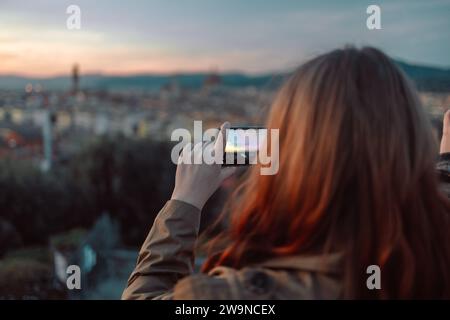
[395,61,450,92]
[0,60,449,92]
[0,73,282,92]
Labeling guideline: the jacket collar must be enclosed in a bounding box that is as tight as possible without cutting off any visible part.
[253,252,343,275]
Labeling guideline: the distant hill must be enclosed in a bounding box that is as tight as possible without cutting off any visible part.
[0,73,282,92]
[0,60,449,92]
[395,61,450,92]
[93,73,282,91]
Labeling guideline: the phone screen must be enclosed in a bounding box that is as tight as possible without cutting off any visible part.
[223,126,266,166]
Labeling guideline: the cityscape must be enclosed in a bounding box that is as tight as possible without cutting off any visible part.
[0,61,449,299]
[0,65,277,167]
[1,64,449,167]
[0,64,279,299]
[0,0,449,301]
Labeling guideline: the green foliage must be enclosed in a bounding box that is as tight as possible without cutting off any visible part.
[0,218,22,256]
[0,158,93,246]
[0,135,177,252]
[50,228,87,252]
[0,255,66,299]
[4,246,52,264]
[68,135,176,245]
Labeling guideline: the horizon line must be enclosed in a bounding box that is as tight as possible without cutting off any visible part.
[0,69,287,80]
[1,57,449,80]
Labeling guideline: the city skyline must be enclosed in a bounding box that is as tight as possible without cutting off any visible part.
[1,0,449,77]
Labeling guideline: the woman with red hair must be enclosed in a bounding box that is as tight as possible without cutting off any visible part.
[123,47,450,299]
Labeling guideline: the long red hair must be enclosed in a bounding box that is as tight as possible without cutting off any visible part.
[202,47,450,299]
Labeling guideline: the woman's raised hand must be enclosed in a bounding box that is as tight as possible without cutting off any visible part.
[170,122,236,210]
[440,110,450,154]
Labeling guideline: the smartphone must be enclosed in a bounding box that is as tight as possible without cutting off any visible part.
[223,126,266,166]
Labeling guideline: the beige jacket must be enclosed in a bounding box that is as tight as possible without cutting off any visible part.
[122,156,450,300]
[122,200,342,300]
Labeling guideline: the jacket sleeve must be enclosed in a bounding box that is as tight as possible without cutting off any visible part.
[437,153,450,198]
[121,199,201,300]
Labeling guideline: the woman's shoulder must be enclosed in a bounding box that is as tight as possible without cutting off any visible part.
[173,266,278,300]
[173,255,342,300]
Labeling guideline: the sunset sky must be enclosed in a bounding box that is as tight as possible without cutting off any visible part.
[1,0,449,77]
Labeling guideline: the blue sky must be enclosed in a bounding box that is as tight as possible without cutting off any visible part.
[0,0,449,76]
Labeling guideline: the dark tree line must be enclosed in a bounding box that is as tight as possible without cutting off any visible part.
[0,136,180,256]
